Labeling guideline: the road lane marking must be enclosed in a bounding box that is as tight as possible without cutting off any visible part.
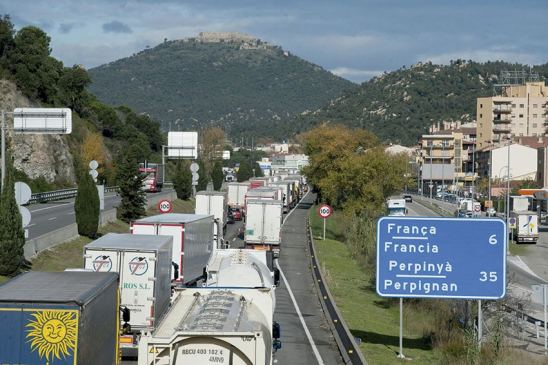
[30,203,72,213]
[47,217,57,221]
[27,223,36,227]
[283,191,310,225]
[276,260,324,365]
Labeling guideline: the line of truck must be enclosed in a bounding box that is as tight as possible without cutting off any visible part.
[0,172,307,365]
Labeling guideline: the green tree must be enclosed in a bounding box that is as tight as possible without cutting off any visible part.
[57,65,91,114]
[237,160,253,182]
[8,26,63,102]
[0,150,25,276]
[116,151,146,223]
[74,169,100,238]
[173,161,192,200]
[196,160,208,191]
[0,15,14,65]
[211,161,224,191]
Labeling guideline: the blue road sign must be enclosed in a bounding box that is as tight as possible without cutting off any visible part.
[376,217,506,299]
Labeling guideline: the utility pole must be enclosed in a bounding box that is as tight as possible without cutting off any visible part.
[429,144,433,199]
[506,140,511,225]
[1,111,5,190]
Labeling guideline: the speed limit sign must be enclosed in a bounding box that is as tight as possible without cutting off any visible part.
[318,204,333,219]
[158,200,173,214]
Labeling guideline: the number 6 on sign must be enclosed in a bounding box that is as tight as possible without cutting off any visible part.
[489,235,497,245]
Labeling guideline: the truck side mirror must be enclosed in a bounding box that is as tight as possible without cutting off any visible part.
[121,306,130,323]
[172,262,179,281]
[273,268,280,287]
[273,321,281,339]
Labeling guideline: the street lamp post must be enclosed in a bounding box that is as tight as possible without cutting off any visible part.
[430,144,433,199]
[506,141,511,223]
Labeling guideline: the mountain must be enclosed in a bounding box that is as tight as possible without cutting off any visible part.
[88,32,356,140]
[292,60,548,145]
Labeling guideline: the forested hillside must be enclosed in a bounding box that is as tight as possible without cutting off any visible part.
[88,33,355,141]
[0,15,164,189]
[293,61,548,145]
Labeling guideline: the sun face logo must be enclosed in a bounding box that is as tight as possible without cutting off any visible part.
[129,257,148,276]
[26,310,78,362]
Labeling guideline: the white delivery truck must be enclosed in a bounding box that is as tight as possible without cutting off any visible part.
[245,199,283,255]
[195,191,228,239]
[131,214,214,285]
[387,198,407,216]
[511,196,530,212]
[227,182,249,209]
[138,288,280,365]
[511,211,539,244]
[270,181,292,212]
[83,233,172,356]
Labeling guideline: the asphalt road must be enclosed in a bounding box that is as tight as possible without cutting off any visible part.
[273,192,344,365]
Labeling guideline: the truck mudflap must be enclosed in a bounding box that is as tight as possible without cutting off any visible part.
[120,334,139,357]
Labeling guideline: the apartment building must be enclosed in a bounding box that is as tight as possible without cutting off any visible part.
[477,81,548,149]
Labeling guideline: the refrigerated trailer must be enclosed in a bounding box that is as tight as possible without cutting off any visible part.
[0,271,119,365]
[227,182,249,209]
[269,181,292,211]
[195,191,228,238]
[84,233,173,356]
[245,199,283,254]
[131,214,214,284]
[138,287,279,365]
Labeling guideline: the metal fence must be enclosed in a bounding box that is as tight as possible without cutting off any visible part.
[29,186,119,204]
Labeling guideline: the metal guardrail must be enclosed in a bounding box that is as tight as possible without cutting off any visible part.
[307,220,367,364]
[29,186,119,204]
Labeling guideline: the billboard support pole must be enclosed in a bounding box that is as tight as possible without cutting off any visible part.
[398,298,405,358]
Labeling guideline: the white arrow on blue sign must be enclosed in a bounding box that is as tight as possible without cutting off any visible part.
[376,217,507,300]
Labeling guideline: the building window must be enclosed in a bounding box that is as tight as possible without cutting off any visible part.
[511,114,515,118]
[479,113,482,118]
[533,123,538,128]
[519,114,524,118]
[533,104,538,108]
[512,104,516,108]
[533,114,538,118]
[520,104,525,108]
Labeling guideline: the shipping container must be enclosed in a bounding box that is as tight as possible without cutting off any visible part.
[227,182,250,208]
[131,214,214,284]
[195,191,228,238]
[245,199,283,254]
[84,233,173,355]
[138,287,279,365]
[0,271,119,365]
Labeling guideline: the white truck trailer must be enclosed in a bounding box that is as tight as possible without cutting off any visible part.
[511,211,539,244]
[137,288,279,365]
[269,181,293,212]
[227,182,249,209]
[387,198,407,216]
[196,190,228,239]
[83,233,173,356]
[245,199,283,254]
[131,214,214,285]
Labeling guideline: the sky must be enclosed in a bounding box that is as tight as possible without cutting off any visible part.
[0,0,546,83]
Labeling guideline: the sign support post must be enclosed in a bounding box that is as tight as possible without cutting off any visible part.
[323,218,326,240]
[478,300,482,349]
[398,298,405,358]
[1,110,5,190]
[545,285,547,355]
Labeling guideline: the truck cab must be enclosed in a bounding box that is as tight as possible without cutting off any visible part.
[387,199,407,216]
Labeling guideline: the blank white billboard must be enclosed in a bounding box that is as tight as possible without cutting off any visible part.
[167,131,198,159]
[14,108,72,134]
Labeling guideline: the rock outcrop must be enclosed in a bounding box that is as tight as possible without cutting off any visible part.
[0,80,76,185]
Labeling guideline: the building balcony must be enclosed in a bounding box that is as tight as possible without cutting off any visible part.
[425,144,453,149]
[493,118,511,124]
[493,106,512,113]
[493,125,511,133]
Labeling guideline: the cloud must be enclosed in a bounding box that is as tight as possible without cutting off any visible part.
[331,67,383,82]
[102,20,132,34]
[59,23,76,34]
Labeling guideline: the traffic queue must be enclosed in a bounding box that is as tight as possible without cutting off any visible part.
[0,172,306,365]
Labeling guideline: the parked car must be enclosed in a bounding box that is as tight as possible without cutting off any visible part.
[403,194,413,203]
